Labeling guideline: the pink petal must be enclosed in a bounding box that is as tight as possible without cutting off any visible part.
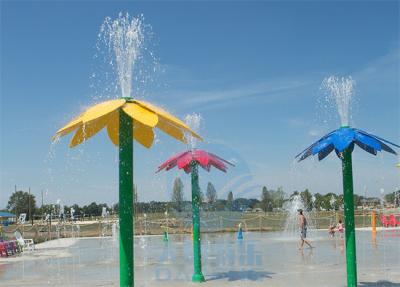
[193,150,211,166]
[157,151,189,172]
[208,152,234,166]
[210,158,227,172]
[177,153,194,170]
[158,149,233,173]
[183,165,192,173]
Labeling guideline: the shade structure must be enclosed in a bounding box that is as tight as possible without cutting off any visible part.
[54,97,202,287]
[296,125,399,287]
[157,149,234,174]
[296,126,399,162]
[54,98,202,148]
[158,149,233,283]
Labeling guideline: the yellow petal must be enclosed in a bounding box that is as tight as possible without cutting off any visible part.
[134,100,202,140]
[54,99,125,141]
[106,112,119,146]
[134,120,154,148]
[80,99,126,124]
[53,116,82,140]
[156,118,187,143]
[106,111,154,148]
[122,102,158,127]
[69,112,115,148]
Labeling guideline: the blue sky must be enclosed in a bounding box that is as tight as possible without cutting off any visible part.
[1,1,399,208]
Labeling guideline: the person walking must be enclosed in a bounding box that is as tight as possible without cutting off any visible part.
[298,209,313,249]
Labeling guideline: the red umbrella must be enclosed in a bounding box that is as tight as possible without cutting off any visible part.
[157,149,234,173]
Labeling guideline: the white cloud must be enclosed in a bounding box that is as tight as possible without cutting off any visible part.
[154,72,313,112]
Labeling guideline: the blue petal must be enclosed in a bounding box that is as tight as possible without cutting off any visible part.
[332,128,355,152]
[295,130,336,159]
[298,148,313,161]
[354,129,400,148]
[312,136,333,155]
[295,130,336,161]
[355,140,377,156]
[378,141,397,155]
[335,143,354,159]
[318,144,334,161]
[354,129,398,155]
[354,132,381,151]
[297,127,399,162]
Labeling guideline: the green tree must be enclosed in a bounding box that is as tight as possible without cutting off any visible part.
[171,177,184,212]
[272,187,285,208]
[82,202,107,216]
[396,190,400,207]
[206,182,217,204]
[261,186,272,212]
[321,193,339,210]
[353,194,364,208]
[289,190,299,199]
[113,203,119,214]
[38,204,54,216]
[313,193,323,210]
[227,191,234,211]
[300,189,313,211]
[7,191,37,220]
[70,204,82,218]
[199,187,205,205]
[337,194,344,209]
[384,192,395,204]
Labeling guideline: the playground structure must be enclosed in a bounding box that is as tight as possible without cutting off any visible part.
[54,98,199,287]
[296,76,399,287]
[157,149,234,282]
[52,13,203,287]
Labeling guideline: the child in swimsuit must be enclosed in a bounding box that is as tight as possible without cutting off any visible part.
[337,220,344,238]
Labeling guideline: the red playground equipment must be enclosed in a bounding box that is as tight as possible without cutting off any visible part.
[380,215,389,227]
[380,214,400,228]
[389,215,398,227]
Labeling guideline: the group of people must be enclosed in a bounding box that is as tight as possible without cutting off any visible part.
[328,219,344,238]
[297,209,344,250]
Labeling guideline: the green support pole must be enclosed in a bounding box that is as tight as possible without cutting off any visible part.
[190,161,205,283]
[119,109,134,287]
[342,147,357,287]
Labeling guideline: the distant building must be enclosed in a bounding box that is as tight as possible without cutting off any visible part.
[0,211,17,226]
[360,198,381,208]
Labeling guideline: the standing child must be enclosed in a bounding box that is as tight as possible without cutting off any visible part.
[337,219,344,238]
[328,223,336,237]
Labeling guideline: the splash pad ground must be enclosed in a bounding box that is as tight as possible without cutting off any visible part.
[1,230,399,287]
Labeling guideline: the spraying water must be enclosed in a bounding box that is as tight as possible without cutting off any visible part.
[329,195,336,209]
[112,222,118,242]
[185,113,202,150]
[99,13,145,98]
[321,76,355,127]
